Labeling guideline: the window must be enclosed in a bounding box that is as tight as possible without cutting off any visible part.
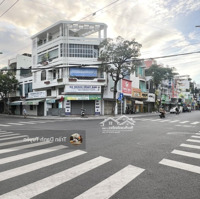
[41,70,46,81]
[24,83,33,97]
[53,70,56,79]
[59,87,64,95]
[47,89,51,96]
[30,105,33,110]
[48,49,58,61]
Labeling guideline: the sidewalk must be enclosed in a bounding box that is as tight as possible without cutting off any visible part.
[0,112,162,120]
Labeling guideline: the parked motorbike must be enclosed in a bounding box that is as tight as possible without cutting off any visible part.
[81,108,85,117]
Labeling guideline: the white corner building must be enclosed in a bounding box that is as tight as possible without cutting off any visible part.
[31,20,107,116]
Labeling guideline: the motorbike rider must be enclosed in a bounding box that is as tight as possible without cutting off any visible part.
[175,106,179,114]
[159,106,165,118]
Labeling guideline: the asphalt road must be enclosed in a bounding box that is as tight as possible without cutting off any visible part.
[0,111,200,199]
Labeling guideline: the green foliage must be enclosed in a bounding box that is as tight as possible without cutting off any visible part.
[145,64,178,89]
[0,71,18,99]
[98,36,142,95]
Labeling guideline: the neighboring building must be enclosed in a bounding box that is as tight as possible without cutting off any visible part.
[30,20,107,116]
[7,53,33,115]
[144,59,157,69]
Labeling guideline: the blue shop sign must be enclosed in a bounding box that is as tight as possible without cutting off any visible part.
[69,68,97,77]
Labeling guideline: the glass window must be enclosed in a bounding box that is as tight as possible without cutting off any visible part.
[41,70,46,81]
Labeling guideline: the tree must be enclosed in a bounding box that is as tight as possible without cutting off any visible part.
[145,64,177,89]
[0,71,18,113]
[145,64,178,110]
[98,36,142,115]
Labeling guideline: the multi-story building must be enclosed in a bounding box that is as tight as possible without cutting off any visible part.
[28,20,107,116]
[7,53,33,115]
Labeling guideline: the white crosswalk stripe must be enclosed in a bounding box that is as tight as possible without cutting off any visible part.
[180,143,200,149]
[0,124,10,127]
[19,122,36,124]
[0,156,111,199]
[0,132,14,135]
[187,139,200,143]
[151,119,162,121]
[171,149,200,159]
[179,121,189,124]
[196,133,200,135]
[0,133,20,138]
[0,145,67,165]
[0,141,50,154]
[191,135,200,139]
[159,159,200,174]
[191,122,200,125]
[159,119,170,122]
[74,165,145,199]
[0,150,86,182]
[0,140,25,147]
[169,120,179,123]
[0,135,27,141]
[7,123,24,126]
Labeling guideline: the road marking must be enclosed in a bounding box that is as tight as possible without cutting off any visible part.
[0,135,27,141]
[0,132,14,135]
[159,120,170,122]
[190,122,199,125]
[151,119,162,121]
[0,133,20,138]
[187,139,200,143]
[180,143,200,150]
[196,133,200,135]
[32,121,47,123]
[7,123,24,126]
[19,122,36,124]
[0,145,67,165]
[0,156,111,199]
[169,120,179,123]
[0,131,7,133]
[191,136,200,139]
[0,141,50,154]
[159,159,200,174]
[172,149,200,159]
[74,165,145,199]
[0,140,25,147]
[180,121,189,124]
[0,124,10,127]
[0,150,86,182]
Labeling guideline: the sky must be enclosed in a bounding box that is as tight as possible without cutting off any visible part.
[0,0,200,83]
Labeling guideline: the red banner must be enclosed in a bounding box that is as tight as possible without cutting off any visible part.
[122,79,132,95]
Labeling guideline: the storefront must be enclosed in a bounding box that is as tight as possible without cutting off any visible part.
[144,93,155,112]
[64,85,101,115]
[22,91,46,116]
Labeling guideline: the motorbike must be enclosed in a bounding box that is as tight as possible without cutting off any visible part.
[159,112,165,118]
[81,108,85,117]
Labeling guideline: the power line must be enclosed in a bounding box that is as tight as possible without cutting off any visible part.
[0,0,19,18]
[1,50,200,72]
[0,0,6,6]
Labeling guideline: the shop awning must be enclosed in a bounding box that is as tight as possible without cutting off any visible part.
[22,99,44,105]
[9,101,23,106]
[135,100,143,105]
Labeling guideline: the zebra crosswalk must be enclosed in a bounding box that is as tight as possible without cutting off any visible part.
[0,120,58,127]
[134,118,200,125]
[0,130,145,198]
[159,132,200,175]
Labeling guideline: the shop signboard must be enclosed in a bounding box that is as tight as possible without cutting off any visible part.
[65,85,101,93]
[65,94,101,100]
[28,91,46,99]
[69,68,97,77]
[122,79,132,95]
[132,88,142,98]
[146,93,155,102]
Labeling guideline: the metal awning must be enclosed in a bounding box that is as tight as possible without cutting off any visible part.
[9,101,23,106]
[22,99,44,105]
[135,100,143,105]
